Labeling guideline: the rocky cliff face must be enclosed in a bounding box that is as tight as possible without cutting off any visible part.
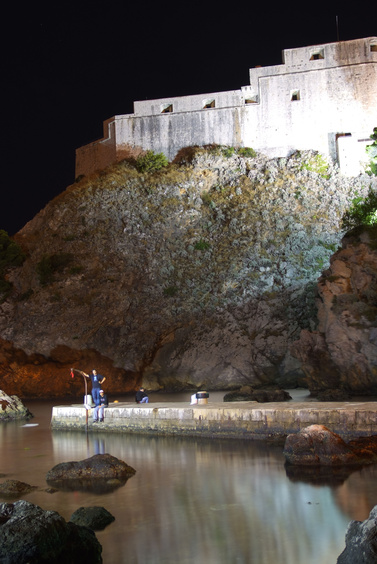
[0,147,374,398]
[291,226,377,395]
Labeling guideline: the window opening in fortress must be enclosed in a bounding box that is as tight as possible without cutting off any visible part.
[161,103,173,113]
[336,133,352,140]
[291,90,300,101]
[310,49,324,60]
[371,42,377,52]
[202,99,215,109]
[245,96,259,104]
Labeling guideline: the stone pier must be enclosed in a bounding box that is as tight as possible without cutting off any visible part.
[51,400,377,441]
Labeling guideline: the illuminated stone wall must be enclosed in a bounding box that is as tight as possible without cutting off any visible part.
[75,37,377,178]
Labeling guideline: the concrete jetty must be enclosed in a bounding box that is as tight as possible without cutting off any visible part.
[50,400,377,441]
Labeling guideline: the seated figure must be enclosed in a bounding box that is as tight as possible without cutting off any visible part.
[93,389,108,422]
[135,387,149,404]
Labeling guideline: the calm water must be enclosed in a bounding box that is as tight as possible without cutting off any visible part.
[1,393,377,564]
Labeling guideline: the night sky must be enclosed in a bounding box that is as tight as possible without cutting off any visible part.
[2,4,376,235]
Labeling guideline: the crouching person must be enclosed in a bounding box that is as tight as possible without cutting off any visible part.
[135,387,149,404]
[93,389,108,422]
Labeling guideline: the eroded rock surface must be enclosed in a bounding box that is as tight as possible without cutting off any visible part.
[291,227,377,395]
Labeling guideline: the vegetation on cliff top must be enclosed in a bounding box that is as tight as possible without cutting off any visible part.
[341,128,377,235]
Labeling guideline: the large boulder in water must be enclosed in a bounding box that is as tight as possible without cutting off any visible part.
[337,505,377,563]
[46,453,136,493]
[283,424,377,466]
[0,499,102,563]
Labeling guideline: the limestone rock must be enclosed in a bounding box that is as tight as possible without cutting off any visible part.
[0,390,32,421]
[283,424,377,466]
[70,506,115,530]
[0,150,375,396]
[0,500,102,563]
[337,505,377,563]
[291,227,377,395]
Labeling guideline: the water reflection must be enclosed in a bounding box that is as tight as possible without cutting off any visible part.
[285,462,364,486]
[2,401,377,563]
[46,475,131,494]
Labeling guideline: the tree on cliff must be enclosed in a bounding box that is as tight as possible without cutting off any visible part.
[366,127,377,177]
[342,128,377,231]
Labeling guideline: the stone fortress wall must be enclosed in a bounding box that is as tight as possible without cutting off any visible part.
[75,37,377,178]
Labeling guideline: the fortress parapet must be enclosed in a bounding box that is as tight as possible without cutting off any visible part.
[76,37,377,178]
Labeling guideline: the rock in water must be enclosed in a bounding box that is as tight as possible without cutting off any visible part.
[0,390,32,421]
[337,505,377,563]
[46,453,136,480]
[46,453,136,493]
[0,500,102,563]
[0,479,37,498]
[70,506,115,530]
[283,424,377,466]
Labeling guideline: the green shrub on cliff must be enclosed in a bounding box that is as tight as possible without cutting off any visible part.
[342,187,377,230]
[341,130,377,232]
[136,151,168,173]
[194,239,210,250]
[366,127,377,177]
[237,147,256,158]
[299,153,330,178]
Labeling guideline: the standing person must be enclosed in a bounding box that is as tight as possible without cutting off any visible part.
[135,387,149,404]
[93,390,108,423]
[84,369,106,407]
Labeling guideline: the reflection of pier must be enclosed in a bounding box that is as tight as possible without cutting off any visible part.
[51,401,377,440]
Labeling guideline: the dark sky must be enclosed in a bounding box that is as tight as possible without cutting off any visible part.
[2,4,376,235]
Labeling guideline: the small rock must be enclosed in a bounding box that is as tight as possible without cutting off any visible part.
[223,391,255,402]
[0,479,37,498]
[251,389,292,403]
[70,506,115,530]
